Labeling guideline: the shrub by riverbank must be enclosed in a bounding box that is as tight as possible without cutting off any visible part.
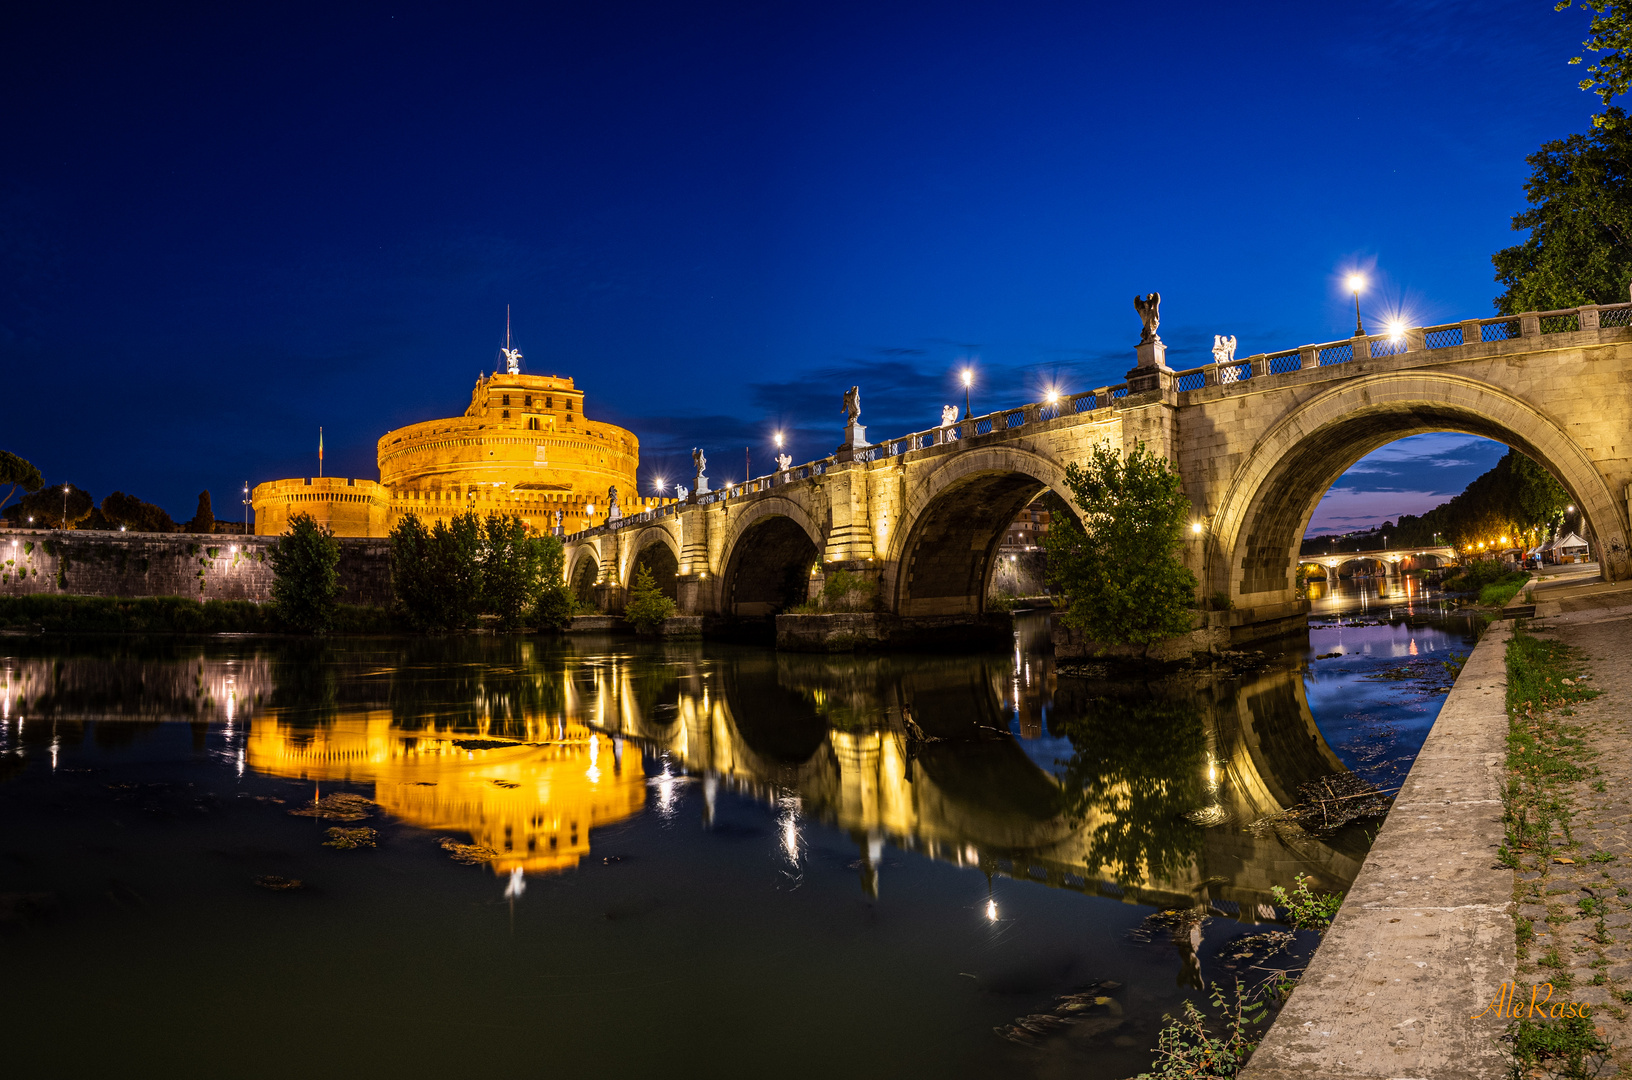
[0,594,405,634]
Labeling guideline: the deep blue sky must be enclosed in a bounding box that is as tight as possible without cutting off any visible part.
[0,1,1601,531]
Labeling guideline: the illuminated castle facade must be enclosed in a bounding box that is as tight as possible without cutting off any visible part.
[254,347,668,537]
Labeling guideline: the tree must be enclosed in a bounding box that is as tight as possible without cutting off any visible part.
[188,490,215,534]
[4,482,94,529]
[101,491,177,532]
[1492,110,1632,313]
[482,514,543,630]
[388,510,484,631]
[624,563,677,632]
[1558,1,1632,129]
[269,512,341,633]
[1043,441,1198,649]
[0,451,43,514]
[534,533,576,629]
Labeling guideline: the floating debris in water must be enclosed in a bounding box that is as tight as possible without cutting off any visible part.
[1314,651,1344,660]
[254,876,303,891]
[324,827,377,849]
[992,980,1125,1047]
[439,837,500,864]
[288,792,375,821]
[1247,771,1394,834]
[1222,930,1295,963]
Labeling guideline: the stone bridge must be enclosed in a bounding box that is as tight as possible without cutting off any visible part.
[1298,545,1457,578]
[567,301,1632,638]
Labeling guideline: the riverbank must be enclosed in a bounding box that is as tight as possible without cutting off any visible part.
[0,595,405,634]
[1242,619,1515,1079]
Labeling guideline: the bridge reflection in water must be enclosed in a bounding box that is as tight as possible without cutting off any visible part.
[2,631,1370,912]
[564,639,1365,916]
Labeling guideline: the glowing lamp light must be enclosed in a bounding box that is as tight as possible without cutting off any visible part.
[1347,274,1365,293]
[774,430,784,449]
[1386,319,1406,342]
[1190,522,1204,535]
[1045,387,1060,406]
[961,368,973,388]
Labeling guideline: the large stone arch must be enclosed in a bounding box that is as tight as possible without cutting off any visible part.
[884,446,1080,617]
[1208,372,1628,607]
[567,546,600,609]
[623,525,681,601]
[718,497,825,617]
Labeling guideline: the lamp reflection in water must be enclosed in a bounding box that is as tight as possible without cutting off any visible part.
[246,710,645,876]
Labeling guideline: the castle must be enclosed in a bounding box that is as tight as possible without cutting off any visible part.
[253,362,665,537]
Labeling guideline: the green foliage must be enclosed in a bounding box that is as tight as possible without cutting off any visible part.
[269,512,341,633]
[0,450,43,513]
[533,533,576,629]
[624,563,677,632]
[187,490,215,534]
[4,482,94,529]
[1506,1011,1612,1078]
[1480,573,1532,608]
[1444,559,1523,593]
[482,514,544,630]
[388,511,485,631]
[819,568,877,612]
[1045,441,1198,647]
[1134,980,1268,1080]
[1052,696,1207,881]
[1499,628,1600,866]
[100,490,176,532]
[1269,873,1344,931]
[1557,0,1632,129]
[1493,104,1632,313]
[0,594,401,634]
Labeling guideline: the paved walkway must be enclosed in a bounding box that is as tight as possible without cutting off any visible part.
[1514,566,1632,1065]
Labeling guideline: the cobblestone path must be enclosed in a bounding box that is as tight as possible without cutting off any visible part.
[1513,586,1632,1062]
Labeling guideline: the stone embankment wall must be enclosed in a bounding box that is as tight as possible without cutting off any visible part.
[988,549,1048,599]
[0,529,392,606]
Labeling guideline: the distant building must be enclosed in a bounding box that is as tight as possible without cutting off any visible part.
[254,368,669,537]
[1000,505,1050,551]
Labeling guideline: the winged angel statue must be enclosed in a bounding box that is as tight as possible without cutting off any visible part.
[1134,293,1162,344]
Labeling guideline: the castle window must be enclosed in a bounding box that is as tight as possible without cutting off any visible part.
[545,396,552,409]
[528,417,539,431]
[502,409,510,419]
[524,395,531,407]
[502,394,510,406]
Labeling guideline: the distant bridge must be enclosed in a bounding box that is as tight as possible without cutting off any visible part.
[1298,546,1457,577]
[567,301,1632,637]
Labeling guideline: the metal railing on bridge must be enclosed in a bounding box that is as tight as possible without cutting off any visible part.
[565,301,1631,542]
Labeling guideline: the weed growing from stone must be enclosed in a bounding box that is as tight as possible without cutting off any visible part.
[1504,1013,1611,1078]
[1268,873,1343,931]
[1133,979,1268,1080]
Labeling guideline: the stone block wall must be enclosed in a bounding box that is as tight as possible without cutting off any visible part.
[0,529,393,606]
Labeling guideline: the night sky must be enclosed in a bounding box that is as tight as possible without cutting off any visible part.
[0,1,1599,533]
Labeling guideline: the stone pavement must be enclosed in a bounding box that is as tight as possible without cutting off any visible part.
[1514,567,1632,1065]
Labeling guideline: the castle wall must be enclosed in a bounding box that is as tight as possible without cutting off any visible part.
[252,477,389,538]
[0,529,392,606]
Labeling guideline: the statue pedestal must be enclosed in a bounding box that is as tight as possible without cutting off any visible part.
[835,421,867,462]
[693,477,709,495]
[1135,338,1168,370]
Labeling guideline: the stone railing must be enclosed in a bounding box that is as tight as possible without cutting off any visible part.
[1166,301,1632,395]
[562,301,1631,543]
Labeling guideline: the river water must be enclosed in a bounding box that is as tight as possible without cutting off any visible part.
[0,582,1476,1079]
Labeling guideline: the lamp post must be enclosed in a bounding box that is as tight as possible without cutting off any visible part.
[242,482,250,536]
[1347,274,1365,336]
[61,485,69,530]
[961,368,973,420]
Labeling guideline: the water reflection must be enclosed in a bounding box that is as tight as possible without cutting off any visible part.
[0,627,1380,913]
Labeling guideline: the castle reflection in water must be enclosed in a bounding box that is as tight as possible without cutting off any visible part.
[0,621,1395,915]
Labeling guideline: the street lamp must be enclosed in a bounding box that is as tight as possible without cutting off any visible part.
[1347,274,1366,336]
[242,481,250,536]
[774,430,784,450]
[61,485,69,529]
[961,368,973,420]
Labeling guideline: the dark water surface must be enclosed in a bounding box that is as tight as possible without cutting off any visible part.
[0,600,1477,1079]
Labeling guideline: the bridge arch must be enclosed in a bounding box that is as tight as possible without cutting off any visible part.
[567,547,600,609]
[1209,372,1627,605]
[718,497,825,616]
[885,447,1080,617]
[624,525,681,601]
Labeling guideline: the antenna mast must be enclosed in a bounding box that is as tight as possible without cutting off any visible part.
[500,304,523,375]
